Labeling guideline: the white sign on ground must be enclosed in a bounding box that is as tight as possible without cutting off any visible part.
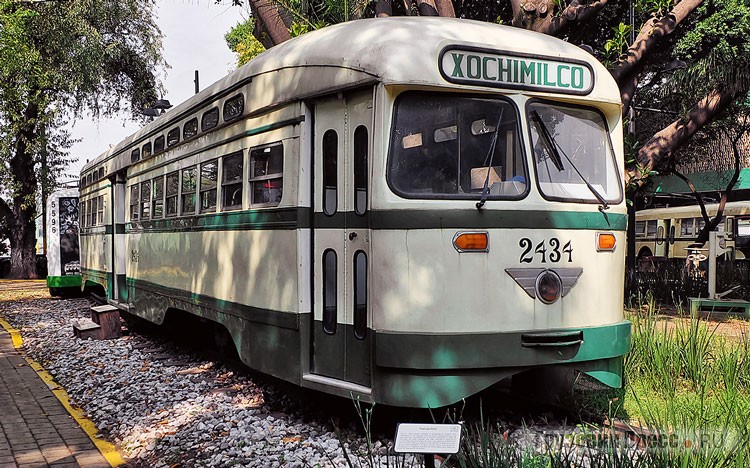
[394,423,462,454]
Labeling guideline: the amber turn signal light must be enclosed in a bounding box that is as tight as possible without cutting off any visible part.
[453,232,489,252]
[597,232,616,251]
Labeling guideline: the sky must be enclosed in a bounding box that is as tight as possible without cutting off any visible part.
[63,0,245,182]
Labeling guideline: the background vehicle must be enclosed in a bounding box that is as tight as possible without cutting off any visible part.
[46,188,82,296]
[79,18,629,408]
[635,201,750,261]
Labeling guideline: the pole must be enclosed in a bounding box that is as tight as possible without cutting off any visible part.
[194,70,200,94]
[708,231,717,299]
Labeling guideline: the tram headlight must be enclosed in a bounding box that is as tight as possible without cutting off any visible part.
[536,270,562,304]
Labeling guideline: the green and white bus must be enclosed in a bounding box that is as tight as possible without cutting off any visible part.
[79,17,630,408]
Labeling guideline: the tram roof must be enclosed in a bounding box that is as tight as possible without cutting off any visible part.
[251,17,619,99]
[83,17,620,174]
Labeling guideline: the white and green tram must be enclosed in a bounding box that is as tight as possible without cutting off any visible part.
[79,17,630,408]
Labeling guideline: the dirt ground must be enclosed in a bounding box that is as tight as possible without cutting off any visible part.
[631,303,750,340]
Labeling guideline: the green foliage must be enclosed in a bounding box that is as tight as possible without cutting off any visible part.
[225,18,266,66]
[667,0,750,100]
[0,0,165,277]
[602,23,632,68]
[635,0,676,18]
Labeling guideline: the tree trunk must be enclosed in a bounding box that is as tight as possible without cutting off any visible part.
[376,0,393,17]
[5,102,41,279]
[417,0,438,16]
[434,0,455,17]
[248,0,293,47]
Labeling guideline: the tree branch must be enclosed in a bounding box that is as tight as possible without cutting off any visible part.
[627,88,735,184]
[434,0,455,17]
[511,0,608,36]
[376,0,392,17]
[610,0,703,85]
[417,0,438,16]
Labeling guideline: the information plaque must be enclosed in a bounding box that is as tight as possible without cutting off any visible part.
[394,423,462,454]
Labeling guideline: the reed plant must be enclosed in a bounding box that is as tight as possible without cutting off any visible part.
[339,297,750,467]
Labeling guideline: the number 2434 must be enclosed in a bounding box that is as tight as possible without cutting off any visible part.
[519,238,573,263]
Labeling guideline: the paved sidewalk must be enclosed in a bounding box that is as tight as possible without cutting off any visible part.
[0,328,111,468]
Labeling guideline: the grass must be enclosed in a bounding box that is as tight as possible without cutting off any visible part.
[339,294,750,467]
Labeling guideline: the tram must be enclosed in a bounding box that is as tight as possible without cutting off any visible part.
[635,201,750,260]
[46,188,82,296]
[79,17,630,408]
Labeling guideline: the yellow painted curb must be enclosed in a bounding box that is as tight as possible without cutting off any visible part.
[0,317,126,467]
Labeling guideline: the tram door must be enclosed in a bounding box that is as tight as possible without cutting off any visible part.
[311,90,373,387]
[655,219,668,257]
[110,172,128,303]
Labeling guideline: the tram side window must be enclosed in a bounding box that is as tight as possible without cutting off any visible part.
[635,221,647,238]
[200,159,218,213]
[353,251,367,340]
[201,108,219,131]
[154,135,165,154]
[322,131,337,215]
[140,180,151,219]
[80,202,86,228]
[249,143,283,207]
[90,197,97,226]
[97,196,104,225]
[183,118,199,140]
[646,221,657,238]
[223,94,244,122]
[181,166,197,215]
[165,172,179,216]
[152,176,164,218]
[680,218,693,236]
[129,185,139,221]
[323,249,337,334]
[131,148,140,164]
[222,151,243,210]
[738,219,750,236]
[142,142,152,160]
[353,126,368,216]
[167,127,180,147]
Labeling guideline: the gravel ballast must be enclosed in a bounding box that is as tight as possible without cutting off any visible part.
[0,296,410,468]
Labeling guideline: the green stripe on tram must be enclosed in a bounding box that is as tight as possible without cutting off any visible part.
[46,275,82,288]
[122,208,627,232]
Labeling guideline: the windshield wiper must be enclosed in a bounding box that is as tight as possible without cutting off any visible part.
[530,110,610,211]
[530,111,564,171]
[476,110,505,210]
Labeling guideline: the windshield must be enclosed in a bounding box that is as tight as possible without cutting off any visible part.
[387,93,527,199]
[528,102,622,204]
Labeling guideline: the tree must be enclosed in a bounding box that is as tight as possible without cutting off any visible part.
[0,0,165,279]
[222,0,750,189]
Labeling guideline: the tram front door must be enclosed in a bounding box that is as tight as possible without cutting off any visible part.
[311,90,373,387]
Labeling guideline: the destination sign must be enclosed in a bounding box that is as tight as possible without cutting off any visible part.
[440,47,594,95]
